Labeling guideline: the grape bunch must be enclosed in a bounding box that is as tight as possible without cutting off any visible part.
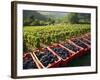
[36,49,58,67]
[72,39,88,48]
[52,47,70,59]
[63,43,80,52]
[23,55,37,69]
[79,38,91,45]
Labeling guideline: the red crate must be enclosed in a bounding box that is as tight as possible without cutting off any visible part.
[23,52,41,69]
[69,37,90,55]
[69,38,90,52]
[48,44,75,66]
[32,47,61,68]
[78,37,91,48]
[64,37,91,64]
[59,41,85,65]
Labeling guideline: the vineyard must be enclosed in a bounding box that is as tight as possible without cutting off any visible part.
[23,33,91,69]
[23,10,91,69]
[23,24,90,52]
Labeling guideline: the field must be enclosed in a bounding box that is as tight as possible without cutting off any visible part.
[23,11,91,69]
[23,24,90,52]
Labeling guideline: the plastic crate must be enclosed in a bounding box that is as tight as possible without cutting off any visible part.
[68,36,91,56]
[78,37,91,48]
[69,38,90,52]
[59,40,86,65]
[32,47,61,68]
[59,36,91,66]
[23,52,41,69]
[48,44,75,66]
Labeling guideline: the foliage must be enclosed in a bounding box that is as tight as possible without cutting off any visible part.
[67,13,79,24]
[23,13,91,26]
[23,24,90,51]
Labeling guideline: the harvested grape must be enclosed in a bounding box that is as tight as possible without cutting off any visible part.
[72,39,88,48]
[63,43,80,52]
[23,54,37,69]
[79,38,91,45]
[35,48,58,67]
[52,46,70,59]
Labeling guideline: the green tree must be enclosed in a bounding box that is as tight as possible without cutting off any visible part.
[67,13,79,24]
[23,18,31,26]
[78,13,91,24]
[30,15,35,22]
[46,18,55,25]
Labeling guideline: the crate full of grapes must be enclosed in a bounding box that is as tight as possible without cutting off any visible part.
[48,44,74,65]
[32,48,61,68]
[23,53,41,69]
[58,41,84,65]
[78,37,91,48]
[69,37,90,52]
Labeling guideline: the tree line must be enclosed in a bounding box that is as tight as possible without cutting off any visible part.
[23,13,91,26]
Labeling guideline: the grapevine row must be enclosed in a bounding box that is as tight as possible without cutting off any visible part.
[23,24,90,52]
